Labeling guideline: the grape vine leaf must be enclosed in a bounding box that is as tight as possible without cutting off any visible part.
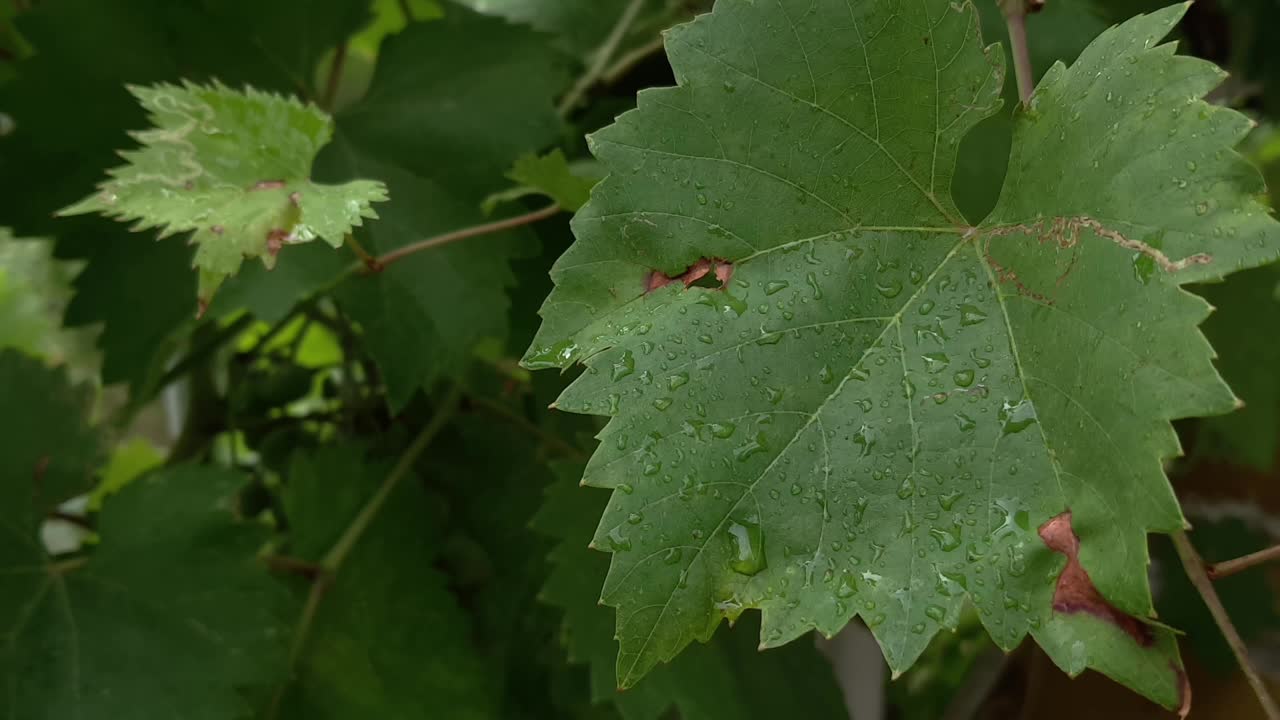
[316,4,566,409]
[60,82,387,309]
[0,0,371,388]
[484,150,602,214]
[534,465,848,720]
[1195,266,1280,469]
[0,351,293,719]
[274,446,496,718]
[524,1,1280,709]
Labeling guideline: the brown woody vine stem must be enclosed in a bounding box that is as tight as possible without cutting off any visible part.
[321,41,347,111]
[363,203,561,272]
[602,35,666,86]
[557,0,647,117]
[469,395,588,461]
[267,387,460,718]
[1207,543,1280,581]
[1171,530,1280,720]
[397,0,415,22]
[998,0,1036,105]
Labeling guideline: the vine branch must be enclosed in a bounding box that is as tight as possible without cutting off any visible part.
[321,41,348,111]
[998,0,1037,106]
[557,0,647,118]
[1171,530,1280,720]
[362,203,561,272]
[602,35,666,86]
[468,395,588,461]
[1207,543,1280,581]
[267,387,461,718]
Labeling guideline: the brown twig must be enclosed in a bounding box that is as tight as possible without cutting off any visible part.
[468,395,588,461]
[321,42,348,111]
[344,233,379,271]
[266,389,460,718]
[601,35,666,85]
[1207,543,1280,581]
[1171,530,1280,720]
[558,0,648,117]
[999,0,1035,106]
[368,203,561,272]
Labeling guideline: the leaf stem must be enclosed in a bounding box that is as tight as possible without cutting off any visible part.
[322,386,460,571]
[557,0,647,118]
[365,203,561,272]
[468,395,588,460]
[601,35,666,86]
[1171,530,1280,720]
[1207,543,1280,581]
[343,232,378,270]
[397,0,415,23]
[999,1,1034,106]
[267,388,460,718]
[321,41,348,111]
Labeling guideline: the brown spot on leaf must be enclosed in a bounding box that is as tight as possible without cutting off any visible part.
[645,257,733,294]
[1037,511,1154,647]
[288,191,301,206]
[252,180,287,191]
[210,225,225,235]
[266,228,288,257]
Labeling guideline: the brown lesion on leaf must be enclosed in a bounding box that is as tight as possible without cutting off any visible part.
[645,257,733,293]
[251,179,287,191]
[983,216,1213,275]
[1037,511,1155,647]
[266,228,289,257]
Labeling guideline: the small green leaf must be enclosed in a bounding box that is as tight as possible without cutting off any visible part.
[59,82,388,308]
[484,150,602,214]
[1195,265,1280,469]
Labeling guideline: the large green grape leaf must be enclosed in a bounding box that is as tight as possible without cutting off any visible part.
[534,465,848,720]
[60,82,387,309]
[0,351,292,719]
[524,1,1280,709]
[273,446,496,719]
[315,4,567,409]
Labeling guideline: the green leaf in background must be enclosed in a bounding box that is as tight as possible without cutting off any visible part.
[524,1,1280,708]
[60,82,387,309]
[0,351,291,719]
[1195,265,1280,469]
[534,465,848,720]
[0,229,97,374]
[274,446,497,719]
[484,150,603,214]
[319,4,567,409]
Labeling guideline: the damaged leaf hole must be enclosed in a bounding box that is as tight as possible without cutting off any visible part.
[645,257,734,294]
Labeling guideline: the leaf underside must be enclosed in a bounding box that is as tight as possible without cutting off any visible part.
[524,0,1280,708]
